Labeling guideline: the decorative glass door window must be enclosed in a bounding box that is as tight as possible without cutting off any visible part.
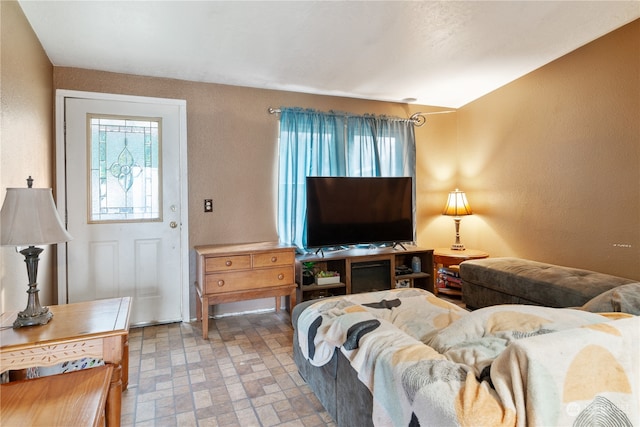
[88,115,162,222]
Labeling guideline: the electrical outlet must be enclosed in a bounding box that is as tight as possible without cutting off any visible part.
[204,199,213,212]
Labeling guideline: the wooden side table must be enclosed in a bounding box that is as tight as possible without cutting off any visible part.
[0,297,131,427]
[1,364,113,427]
[433,248,489,297]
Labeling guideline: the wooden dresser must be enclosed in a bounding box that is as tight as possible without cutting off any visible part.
[194,242,297,339]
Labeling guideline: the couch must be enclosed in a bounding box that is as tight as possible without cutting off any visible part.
[292,287,639,426]
[460,257,640,311]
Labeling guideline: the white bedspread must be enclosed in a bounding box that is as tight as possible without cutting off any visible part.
[297,288,639,426]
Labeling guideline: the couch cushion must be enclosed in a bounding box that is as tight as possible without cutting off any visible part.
[581,282,640,315]
[460,258,636,308]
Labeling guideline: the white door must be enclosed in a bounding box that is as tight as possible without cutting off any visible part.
[56,92,188,325]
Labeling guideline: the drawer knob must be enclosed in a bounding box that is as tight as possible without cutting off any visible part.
[217,280,225,287]
[271,256,277,263]
[225,260,232,267]
[278,273,284,280]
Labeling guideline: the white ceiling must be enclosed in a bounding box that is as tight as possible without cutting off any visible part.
[18,1,640,108]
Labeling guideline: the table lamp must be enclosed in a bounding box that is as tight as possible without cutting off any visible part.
[442,188,472,251]
[1,176,73,328]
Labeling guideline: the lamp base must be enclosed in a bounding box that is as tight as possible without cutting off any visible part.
[13,306,53,328]
[450,217,466,251]
[12,245,54,328]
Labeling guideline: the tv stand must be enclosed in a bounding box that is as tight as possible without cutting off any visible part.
[392,242,407,250]
[295,245,433,303]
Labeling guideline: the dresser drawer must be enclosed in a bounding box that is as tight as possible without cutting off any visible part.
[204,255,251,272]
[204,267,294,294]
[253,250,295,268]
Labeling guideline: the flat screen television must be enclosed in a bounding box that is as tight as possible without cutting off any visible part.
[305,176,414,249]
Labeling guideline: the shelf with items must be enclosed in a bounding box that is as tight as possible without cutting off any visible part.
[298,281,347,301]
[392,251,434,292]
[395,272,431,289]
[295,246,434,303]
[296,258,348,303]
[436,265,463,295]
[432,248,489,298]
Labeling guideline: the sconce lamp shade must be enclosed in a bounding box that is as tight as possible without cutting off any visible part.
[442,189,472,217]
[1,188,72,246]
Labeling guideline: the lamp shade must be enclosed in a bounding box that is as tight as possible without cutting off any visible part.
[442,189,472,217]
[1,188,72,246]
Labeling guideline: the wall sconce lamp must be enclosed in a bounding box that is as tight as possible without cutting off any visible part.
[442,189,472,251]
[0,177,72,328]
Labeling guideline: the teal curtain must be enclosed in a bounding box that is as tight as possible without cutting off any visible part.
[277,108,416,250]
[347,115,416,177]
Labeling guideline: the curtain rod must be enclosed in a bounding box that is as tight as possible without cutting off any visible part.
[267,107,454,127]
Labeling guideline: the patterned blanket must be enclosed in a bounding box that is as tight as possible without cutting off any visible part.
[296,288,639,426]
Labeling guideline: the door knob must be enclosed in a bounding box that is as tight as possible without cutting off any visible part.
[170,221,178,229]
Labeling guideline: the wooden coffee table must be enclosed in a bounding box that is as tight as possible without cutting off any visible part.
[0,297,131,427]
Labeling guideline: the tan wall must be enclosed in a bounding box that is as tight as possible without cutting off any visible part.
[0,0,55,311]
[456,19,640,280]
[52,70,449,249]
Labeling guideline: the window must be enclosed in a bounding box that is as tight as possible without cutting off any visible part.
[88,115,161,222]
[277,108,416,249]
